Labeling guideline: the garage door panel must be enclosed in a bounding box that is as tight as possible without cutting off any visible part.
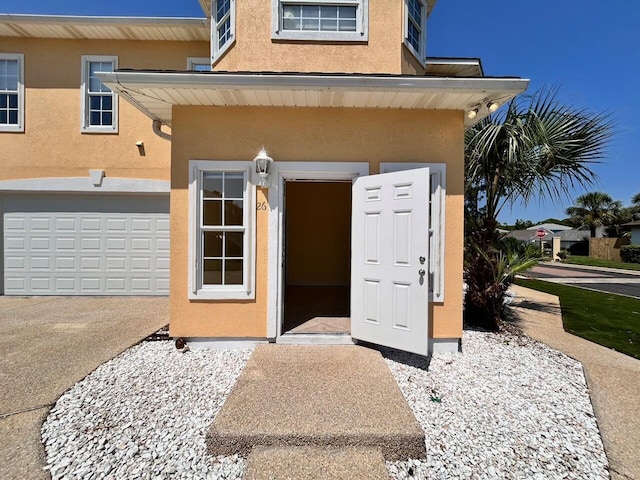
[3,195,169,296]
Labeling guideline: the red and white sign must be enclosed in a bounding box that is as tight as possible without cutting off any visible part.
[536,229,546,238]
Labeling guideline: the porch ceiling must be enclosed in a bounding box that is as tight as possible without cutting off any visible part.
[97,71,529,128]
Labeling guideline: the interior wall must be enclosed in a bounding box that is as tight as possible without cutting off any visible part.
[285,182,351,286]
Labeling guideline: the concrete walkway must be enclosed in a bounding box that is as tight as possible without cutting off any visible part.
[0,297,169,480]
[510,285,640,480]
[208,344,425,477]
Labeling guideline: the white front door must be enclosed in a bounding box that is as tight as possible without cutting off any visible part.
[351,168,430,355]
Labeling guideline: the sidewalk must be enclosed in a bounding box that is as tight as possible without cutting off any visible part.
[539,260,640,276]
[509,285,640,480]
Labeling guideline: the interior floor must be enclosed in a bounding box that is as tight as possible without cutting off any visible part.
[283,285,350,334]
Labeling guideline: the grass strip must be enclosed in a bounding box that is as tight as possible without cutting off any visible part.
[514,279,640,359]
[564,255,640,272]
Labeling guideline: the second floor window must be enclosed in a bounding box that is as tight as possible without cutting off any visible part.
[273,0,368,42]
[0,53,24,132]
[404,0,427,64]
[212,0,235,64]
[81,55,118,133]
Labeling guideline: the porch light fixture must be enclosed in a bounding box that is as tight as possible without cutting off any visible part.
[254,148,273,186]
[487,100,499,113]
[467,107,479,119]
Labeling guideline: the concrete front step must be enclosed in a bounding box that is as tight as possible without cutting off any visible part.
[207,344,426,461]
[243,446,391,480]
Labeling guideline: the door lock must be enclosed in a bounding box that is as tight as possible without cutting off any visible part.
[419,256,426,264]
[418,269,426,276]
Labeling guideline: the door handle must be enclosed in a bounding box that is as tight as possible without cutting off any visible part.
[418,269,426,276]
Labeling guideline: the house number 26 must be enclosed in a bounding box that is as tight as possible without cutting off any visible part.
[256,202,267,211]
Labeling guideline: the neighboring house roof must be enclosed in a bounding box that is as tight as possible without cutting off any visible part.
[505,229,589,243]
[98,70,528,128]
[0,14,209,41]
[526,223,573,232]
[622,220,640,227]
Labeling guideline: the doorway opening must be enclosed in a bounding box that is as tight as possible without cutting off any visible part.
[282,180,352,335]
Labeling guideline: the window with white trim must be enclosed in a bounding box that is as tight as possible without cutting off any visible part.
[272,0,368,42]
[189,161,255,300]
[212,0,235,64]
[404,0,427,64]
[187,57,212,71]
[0,53,24,132]
[81,55,118,133]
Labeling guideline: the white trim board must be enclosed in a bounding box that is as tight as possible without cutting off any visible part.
[0,177,169,193]
[267,161,369,338]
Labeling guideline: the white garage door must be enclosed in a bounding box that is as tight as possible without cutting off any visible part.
[3,195,169,296]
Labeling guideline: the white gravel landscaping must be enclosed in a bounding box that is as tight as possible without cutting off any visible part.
[385,330,609,479]
[42,330,609,479]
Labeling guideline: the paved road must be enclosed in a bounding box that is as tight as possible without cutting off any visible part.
[0,297,168,480]
[526,262,640,299]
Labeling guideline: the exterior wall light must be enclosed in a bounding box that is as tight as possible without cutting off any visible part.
[254,148,273,186]
[487,101,499,113]
[467,107,479,119]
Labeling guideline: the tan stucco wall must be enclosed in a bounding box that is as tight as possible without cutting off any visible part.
[285,182,351,285]
[170,105,464,340]
[214,0,426,75]
[1,38,208,182]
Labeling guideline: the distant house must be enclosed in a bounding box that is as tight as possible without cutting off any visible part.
[505,224,589,251]
[623,220,640,245]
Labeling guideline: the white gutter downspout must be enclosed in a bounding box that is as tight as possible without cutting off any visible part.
[152,120,171,141]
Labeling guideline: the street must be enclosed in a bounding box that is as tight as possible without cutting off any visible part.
[525,262,640,299]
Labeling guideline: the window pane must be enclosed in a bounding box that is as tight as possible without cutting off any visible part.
[203,200,223,226]
[225,260,243,285]
[224,200,243,226]
[320,19,337,31]
[320,5,338,18]
[0,94,6,108]
[225,173,244,198]
[89,77,102,92]
[339,6,356,19]
[0,60,6,76]
[283,5,300,18]
[204,174,223,198]
[302,5,319,18]
[102,112,112,125]
[8,94,17,109]
[216,0,230,22]
[90,95,101,110]
[90,111,101,126]
[408,22,420,51]
[193,64,211,71]
[8,110,17,124]
[409,0,422,23]
[102,95,112,110]
[338,19,356,31]
[6,59,17,76]
[6,75,18,91]
[218,18,231,48]
[0,110,7,124]
[283,18,300,30]
[302,17,320,30]
[203,259,222,285]
[0,76,6,91]
[225,232,244,257]
[204,231,223,257]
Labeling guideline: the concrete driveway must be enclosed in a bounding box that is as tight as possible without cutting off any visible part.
[0,296,169,479]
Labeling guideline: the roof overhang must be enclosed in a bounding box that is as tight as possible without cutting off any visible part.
[98,71,529,128]
[0,14,209,41]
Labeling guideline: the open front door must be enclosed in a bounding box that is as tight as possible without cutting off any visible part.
[351,168,430,355]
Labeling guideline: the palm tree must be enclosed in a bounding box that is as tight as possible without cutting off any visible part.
[464,88,612,330]
[565,192,621,237]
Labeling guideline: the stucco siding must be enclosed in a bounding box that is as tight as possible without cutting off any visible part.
[169,105,464,340]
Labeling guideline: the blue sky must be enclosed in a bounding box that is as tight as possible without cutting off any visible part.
[3,0,638,225]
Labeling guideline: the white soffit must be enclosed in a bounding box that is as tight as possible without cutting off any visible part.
[0,14,209,41]
[98,71,529,128]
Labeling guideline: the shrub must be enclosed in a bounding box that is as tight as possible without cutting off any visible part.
[620,245,640,264]
[558,249,569,261]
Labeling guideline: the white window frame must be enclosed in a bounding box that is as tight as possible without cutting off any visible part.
[211,0,236,66]
[380,163,445,302]
[0,53,25,133]
[187,57,212,71]
[271,0,368,42]
[80,55,118,134]
[188,160,256,300]
[403,0,427,66]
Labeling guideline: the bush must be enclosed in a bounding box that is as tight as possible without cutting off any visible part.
[620,245,640,264]
[558,249,569,261]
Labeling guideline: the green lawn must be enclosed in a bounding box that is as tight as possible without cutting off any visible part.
[565,255,640,272]
[514,279,640,359]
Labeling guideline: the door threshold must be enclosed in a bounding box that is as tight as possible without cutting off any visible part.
[276,333,356,345]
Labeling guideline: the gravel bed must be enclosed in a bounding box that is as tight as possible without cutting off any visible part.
[42,342,251,479]
[384,330,609,479]
[42,330,609,479]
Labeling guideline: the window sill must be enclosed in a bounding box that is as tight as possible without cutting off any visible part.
[81,127,119,134]
[189,288,255,301]
[0,125,24,133]
[272,31,367,42]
